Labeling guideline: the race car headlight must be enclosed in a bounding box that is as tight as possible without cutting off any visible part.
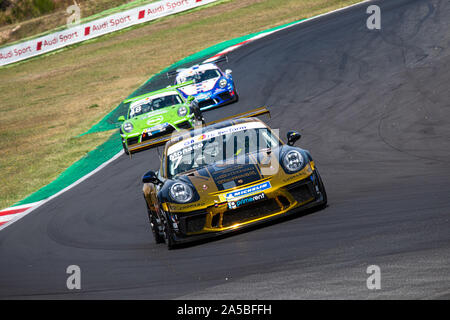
[219,78,228,88]
[169,182,193,203]
[123,122,134,133]
[283,150,304,173]
[177,106,188,117]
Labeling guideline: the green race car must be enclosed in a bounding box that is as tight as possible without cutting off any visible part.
[118,83,204,155]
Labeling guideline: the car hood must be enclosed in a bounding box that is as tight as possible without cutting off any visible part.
[179,151,279,198]
[126,104,187,131]
[178,78,219,96]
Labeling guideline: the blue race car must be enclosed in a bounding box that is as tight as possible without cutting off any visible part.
[171,60,238,111]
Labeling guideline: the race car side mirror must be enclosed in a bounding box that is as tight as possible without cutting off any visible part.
[187,96,195,102]
[225,69,232,75]
[117,116,125,122]
[287,131,301,146]
[142,171,161,185]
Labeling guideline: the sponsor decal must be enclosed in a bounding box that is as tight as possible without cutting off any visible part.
[109,15,132,27]
[59,32,79,43]
[168,121,266,154]
[210,163,261,191]
[147,116,164,126]
[141,109,168,118]
[0,46,32,58]
[14,46,32,56]
[282,164,312,183]
[147,4,165,16]
[196,93,210,100]
[227,192,266,210]
[144,122,168,134]
[225,181,271,200]
[168,140,203,161]
[166,0,190,11]
[36,32,79,51]
[0,51,13,60]
[169,201,206,210]
[0,0,220,66]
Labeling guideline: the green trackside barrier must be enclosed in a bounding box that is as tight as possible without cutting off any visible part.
[13,17,305,207]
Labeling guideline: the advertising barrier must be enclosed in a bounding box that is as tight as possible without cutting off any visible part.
[0,0,219,66]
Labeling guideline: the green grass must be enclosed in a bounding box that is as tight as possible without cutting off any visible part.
[0,0,361,209]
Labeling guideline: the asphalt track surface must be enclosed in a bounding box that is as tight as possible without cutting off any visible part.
[1,0,450,299]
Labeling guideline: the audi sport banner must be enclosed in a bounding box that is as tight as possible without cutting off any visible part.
[0,0,219,66]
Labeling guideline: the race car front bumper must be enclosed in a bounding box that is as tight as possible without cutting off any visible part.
[125,119,194,154]
[167,169,326,244]
[197,89,238,111]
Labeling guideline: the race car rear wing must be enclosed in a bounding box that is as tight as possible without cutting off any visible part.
[127,133,174,154]
[127,106,270,156]
[204,106,270,126]
[123,81,195,105]
[166,55,229,79]
[205,55,228,65]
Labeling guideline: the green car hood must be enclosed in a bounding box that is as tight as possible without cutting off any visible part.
[124,104,189,133]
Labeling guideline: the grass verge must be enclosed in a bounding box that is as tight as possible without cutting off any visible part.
[0,0,361,209]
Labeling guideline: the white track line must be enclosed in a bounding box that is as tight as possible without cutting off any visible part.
[0,150,124,231]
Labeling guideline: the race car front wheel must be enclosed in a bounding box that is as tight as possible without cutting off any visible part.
[191,102,204,124]
[122,140,129,155]
[315,168,327,208]
[149,212,165,244]
[161,211,177,250]
[144,197,164,244]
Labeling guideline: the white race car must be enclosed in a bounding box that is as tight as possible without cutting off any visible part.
[169,59,238,111]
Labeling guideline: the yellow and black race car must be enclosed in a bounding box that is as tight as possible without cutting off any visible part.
[142,107,327,249]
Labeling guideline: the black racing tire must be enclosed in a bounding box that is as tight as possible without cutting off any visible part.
[190,100,202,120]
[148,211,165,244]
[315,168,328,207]
[193,106,203,122]
[122,140,129,155]
[233,91,239,102]
[191,104,205,127]
[162,212,177,250]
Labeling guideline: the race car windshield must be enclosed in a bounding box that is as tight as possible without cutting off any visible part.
[129,94,183,118]
[177,69,221,83]
[167,127,279,177]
